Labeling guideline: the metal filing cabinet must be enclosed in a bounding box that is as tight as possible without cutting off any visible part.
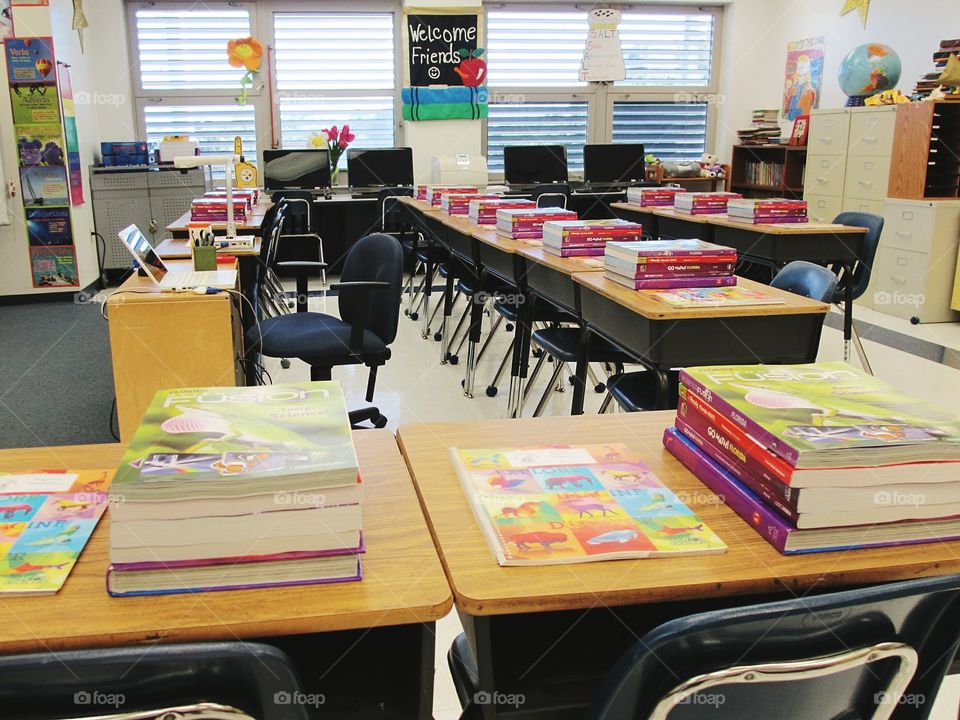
[91,166,205,269]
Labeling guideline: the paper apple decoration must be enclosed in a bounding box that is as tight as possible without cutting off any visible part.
[454,48,486,86]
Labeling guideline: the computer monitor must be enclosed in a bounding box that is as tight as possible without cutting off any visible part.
[347,147,414,188]
[583,143,646,184]
[262,149,331,192]
[503,145,568,186]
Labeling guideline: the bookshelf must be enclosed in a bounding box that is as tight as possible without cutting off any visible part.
[730,145,807,199]
[889,101,960,199]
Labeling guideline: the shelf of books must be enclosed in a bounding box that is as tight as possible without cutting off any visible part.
[730,145,807,199]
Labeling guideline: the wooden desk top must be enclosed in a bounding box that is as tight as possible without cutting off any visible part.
[611,202,661,215]
[154,237,262,259]
[399,196,444,215]
[166,202,272,233]
[0,431,451,653]
[651,207,722,224]
[572,273,828,320]
[106,259,239,305]
[612,203,868,236]
[516,245,605,275]
[397,413,960,617]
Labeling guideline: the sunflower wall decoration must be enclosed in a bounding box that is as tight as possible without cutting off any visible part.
[227,36,263,105]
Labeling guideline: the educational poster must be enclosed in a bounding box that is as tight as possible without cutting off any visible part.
[579,8,626,82]
[782,37,825,120]
[403,8,486,121]
[5,37,78,288]
[0,1,14,39]
[57,64,83,205]
[29,245,78,287]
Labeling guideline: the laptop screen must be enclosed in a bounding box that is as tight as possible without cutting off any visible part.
[118,224,168,284]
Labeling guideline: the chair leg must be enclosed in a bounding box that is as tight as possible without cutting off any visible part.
[851,321,873,375]
[534,360,566,417]
[475,314,504,365]
[365,365,379,402]
[310,366,332,382]
[445,301,472,364]
[485,336,515,398]
[520,351,549,413]
[598,392,614,414]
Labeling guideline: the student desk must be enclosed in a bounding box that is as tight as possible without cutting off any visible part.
[166,202,272,239]
[0,431,452,719]
[106,259,245,441]
[397,412,960,720]
[153,237,263,258]
[610,203,713,240]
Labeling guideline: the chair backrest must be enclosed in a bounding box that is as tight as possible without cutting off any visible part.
[587,573,960,720]
[339,233,404,345]
[771,260,839,303]
[0,641,308,720]
[272,190,314,234]
[533,183,571,209]
[832,211,884,303]
[378,185,414,232]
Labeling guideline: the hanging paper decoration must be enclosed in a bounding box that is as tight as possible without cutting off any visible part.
[227,36,263,106]
[72,0,87,52]
[1,1,15,40]
[579,8,625,82]
[839,0,871,28]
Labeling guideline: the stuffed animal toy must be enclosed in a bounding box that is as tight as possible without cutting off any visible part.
[699,153,724,178]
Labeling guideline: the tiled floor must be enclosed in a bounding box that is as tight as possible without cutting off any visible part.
[265,284,960,720]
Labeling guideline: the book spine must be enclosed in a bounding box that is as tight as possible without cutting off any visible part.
[606,273,736,289]
[662,428,792,553]
[675,414,799,521]
[634,261,737,277]
[548,246,606,257]
[678,370,800,465]
[607,248,737,260]
[552,235,640,246]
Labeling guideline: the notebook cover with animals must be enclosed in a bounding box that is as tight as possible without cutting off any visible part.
[0,469,112,595]
[449,444,726,565]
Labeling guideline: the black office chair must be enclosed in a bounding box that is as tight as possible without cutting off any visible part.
[451,573,960,720]
[271,189,326,287]
[601,262,838,414]
[0,641,308,720]
[378,185,414,234]
[247,233,403,428]
[832,211,884,374]
[532,183,571,209]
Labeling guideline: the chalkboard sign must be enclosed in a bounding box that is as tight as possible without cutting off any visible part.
[407,13,484,87]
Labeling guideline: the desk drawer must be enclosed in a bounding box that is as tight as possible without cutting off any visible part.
[849,110,896,156]
[804,155,846,197]
[882,203,936,254]
[804,194,843,224]
[874,246,929,319]
[843,156,891,201]
[808,112,849,156]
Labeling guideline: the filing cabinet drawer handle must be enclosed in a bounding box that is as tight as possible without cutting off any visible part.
[857,180,873,186]
[820,137,833,142]
[862,137,878,144]
[816,177,829,183]
[890,275,907,285]
[895,230,913,238]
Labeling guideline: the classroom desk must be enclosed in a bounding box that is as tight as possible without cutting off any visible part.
[106,259,245,441]
[397,412,960,719]
[571,273,829,412]
[166,202,272,239]
[0,431,452,719]
[154,236,263,258]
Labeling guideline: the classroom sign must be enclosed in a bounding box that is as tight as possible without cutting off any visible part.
[5,37,78,288]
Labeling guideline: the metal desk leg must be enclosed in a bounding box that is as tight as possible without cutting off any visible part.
[421,260,435,340]
[571,326,590,416]
[440,269,456,363]
[843,262,854,362]
[463,292,485,398]
[508,291,534,418]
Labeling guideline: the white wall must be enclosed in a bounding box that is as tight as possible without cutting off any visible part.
[0,0,100,297]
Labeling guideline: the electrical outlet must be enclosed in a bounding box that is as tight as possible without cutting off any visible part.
[7,180,16,198]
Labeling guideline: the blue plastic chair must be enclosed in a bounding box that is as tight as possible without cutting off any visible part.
[0,641,308,719]
[833,211,884,374]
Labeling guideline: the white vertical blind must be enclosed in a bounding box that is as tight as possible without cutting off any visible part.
[487,101,589,172]
[612,102,708,161]
[616,12,716,87]
[134,9,251,90]
[486,10,588,87]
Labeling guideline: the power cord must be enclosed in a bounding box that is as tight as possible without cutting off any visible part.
[92,231,107,287]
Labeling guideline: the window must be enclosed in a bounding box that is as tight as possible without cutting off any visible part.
[273,12,396,165]
[616,11,716,87]
[130,4,258,173]
[612,102,709,161]
[487,101,589,173]
[486,10,588,87]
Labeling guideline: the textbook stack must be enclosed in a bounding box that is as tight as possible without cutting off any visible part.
[913,38,960,98]
[542,219,644,258]
[626,186,682,207]
[663,362,960,554]
[496,207,577,240]
[468,197,536,224]
[427,186,479,206]
[208,187,261,207]
[603,239,737,290]
[106,382,364,596]
[673,192,743,215]
[727,198,808,224]
[190,198,247,223]
[441,192,501,216]
[737,109,782,145]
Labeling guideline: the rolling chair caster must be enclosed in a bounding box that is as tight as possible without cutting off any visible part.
[911,316,920,325]
[447,354,459,365]
[434,331,443,342]
[486,386,498,397]
[409,311,419,321]
[506,323,514,332]
[595,382,606,393]
[281,358,291,369]
[532,348,543,359]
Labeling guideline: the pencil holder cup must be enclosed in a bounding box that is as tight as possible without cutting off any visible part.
[192,245,216,271]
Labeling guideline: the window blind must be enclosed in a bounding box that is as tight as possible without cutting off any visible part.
[612,101,708,161]
[616,12,715,87]
[134,9,251,91]
[486,10,588,87]
[278,97,396,164]
[487,101,589,172]
[143,104,258,177]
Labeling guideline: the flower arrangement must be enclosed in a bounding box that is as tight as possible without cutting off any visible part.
[308,125,356,183]
[227,36,263,105]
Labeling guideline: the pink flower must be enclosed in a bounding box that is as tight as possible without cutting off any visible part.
[326,125,339,143]
[341,124,356,145]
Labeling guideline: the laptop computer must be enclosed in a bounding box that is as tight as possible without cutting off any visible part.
[118,224,237,291]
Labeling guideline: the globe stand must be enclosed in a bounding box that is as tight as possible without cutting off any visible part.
[844,96,867,107]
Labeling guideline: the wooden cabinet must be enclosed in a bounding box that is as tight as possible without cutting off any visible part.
[888,101,960,199]
[729,145,807,198]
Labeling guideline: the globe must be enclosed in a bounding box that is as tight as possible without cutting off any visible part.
[838,43,902,102]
